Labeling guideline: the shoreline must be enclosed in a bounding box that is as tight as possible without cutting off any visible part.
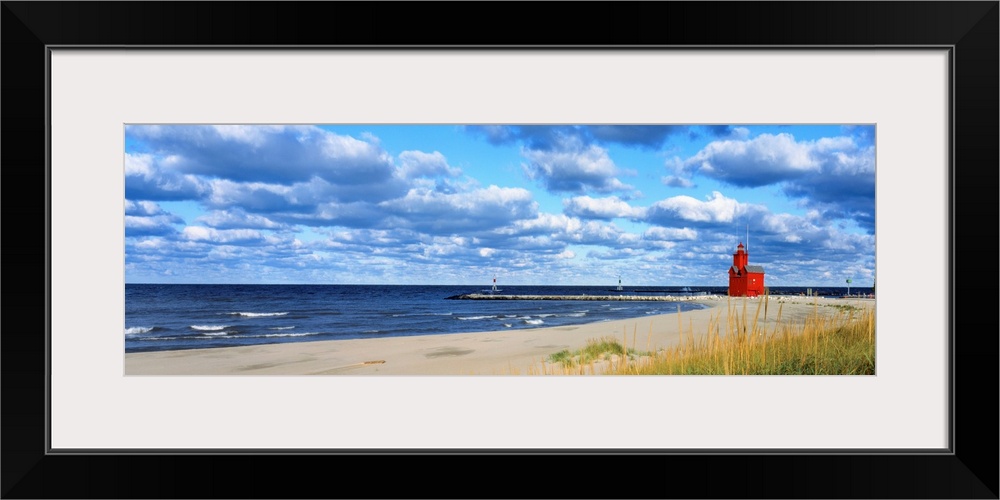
[124,295,874,376]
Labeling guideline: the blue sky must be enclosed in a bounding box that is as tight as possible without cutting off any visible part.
[124,124,875,287]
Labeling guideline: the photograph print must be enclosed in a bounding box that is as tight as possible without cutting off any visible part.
[124,124,876,376]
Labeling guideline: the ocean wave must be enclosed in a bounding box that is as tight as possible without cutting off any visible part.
[254,332,319,338]
[394,312,453,318]
[457,315,497,321]
[268,326,296,330]
[229,312,289,317]
[564,312,587,318]
[125,326,154,335]
[503,323,512,328]
[523,319,544,325]
[247,332,320,338]
[199,331,234,336]
[191,325,229,331]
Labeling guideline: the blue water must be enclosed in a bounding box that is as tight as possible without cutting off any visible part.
[124,284,871,353]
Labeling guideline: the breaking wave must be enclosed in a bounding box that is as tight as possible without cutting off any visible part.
[191,325,229,331]
[457,315,497,321]
[228,312,289,317]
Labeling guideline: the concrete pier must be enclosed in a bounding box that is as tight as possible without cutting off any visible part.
[446,293,719,302]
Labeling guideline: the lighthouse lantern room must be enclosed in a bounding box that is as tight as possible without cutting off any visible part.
[728,242,765,297]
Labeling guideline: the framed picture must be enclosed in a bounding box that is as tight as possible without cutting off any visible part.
[4,2,996,498]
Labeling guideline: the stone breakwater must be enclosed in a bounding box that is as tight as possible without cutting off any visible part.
[446,293,725,301]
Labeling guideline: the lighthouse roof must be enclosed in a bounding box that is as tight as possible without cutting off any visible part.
[745,265,765,274]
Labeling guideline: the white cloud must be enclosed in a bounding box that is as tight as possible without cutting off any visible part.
[648,191,740,224]
[683,133,822,187]
[643,227,698,241]
[562,196,646,219]
[555,250,575,259]
[196,210,287,230]
[521,135,633,194]
[212,125,287,147]
[125,153,155,177]
[731,127,751,139]
[182,226,273,245]
[378,185,538,233]
[124,215,179,236]
[398,150,462,178]
[125,200,168,216]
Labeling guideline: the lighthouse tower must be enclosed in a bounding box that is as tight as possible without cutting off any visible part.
[728,242,765,297]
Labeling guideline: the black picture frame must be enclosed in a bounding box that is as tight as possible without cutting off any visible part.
[3,2,997,498]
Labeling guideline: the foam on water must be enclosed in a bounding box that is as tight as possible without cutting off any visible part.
[229,312,289,317]
[125,326,154,335]
[249,332,320,338]
[199,331,232,336]
[191,325,229,331]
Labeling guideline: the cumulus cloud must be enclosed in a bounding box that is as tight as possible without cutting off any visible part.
[646,191,743,226]
[125,153,209,201]
[642,227,698,241]
[280,201,390,229]
[781,143,876,233]
[398,150,462,178]
[500,213,627,246]
[676,132,875,233]
[182,226,279,245]
[587,248,647,260]
[378,185,538,234]
[467,125,713,149]
[682,133,821,187]
[196,209,289,230]
[521,135,633,194]
[124,200,184,238]
[586,125,684,148]
[125,215,181,237]
[125,200,173,217]
[127,125,397,186]
[562,196,646,220]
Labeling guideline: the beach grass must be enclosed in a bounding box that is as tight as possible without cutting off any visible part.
[547,335,649,369]
[532,295,875,375]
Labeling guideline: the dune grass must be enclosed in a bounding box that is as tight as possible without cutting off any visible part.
[531,295,875,375]
[547,335,648,369]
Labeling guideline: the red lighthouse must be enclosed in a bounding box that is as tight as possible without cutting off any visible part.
[728,242,765,297]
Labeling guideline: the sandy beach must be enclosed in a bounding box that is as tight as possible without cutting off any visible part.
[124,295,874,376]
